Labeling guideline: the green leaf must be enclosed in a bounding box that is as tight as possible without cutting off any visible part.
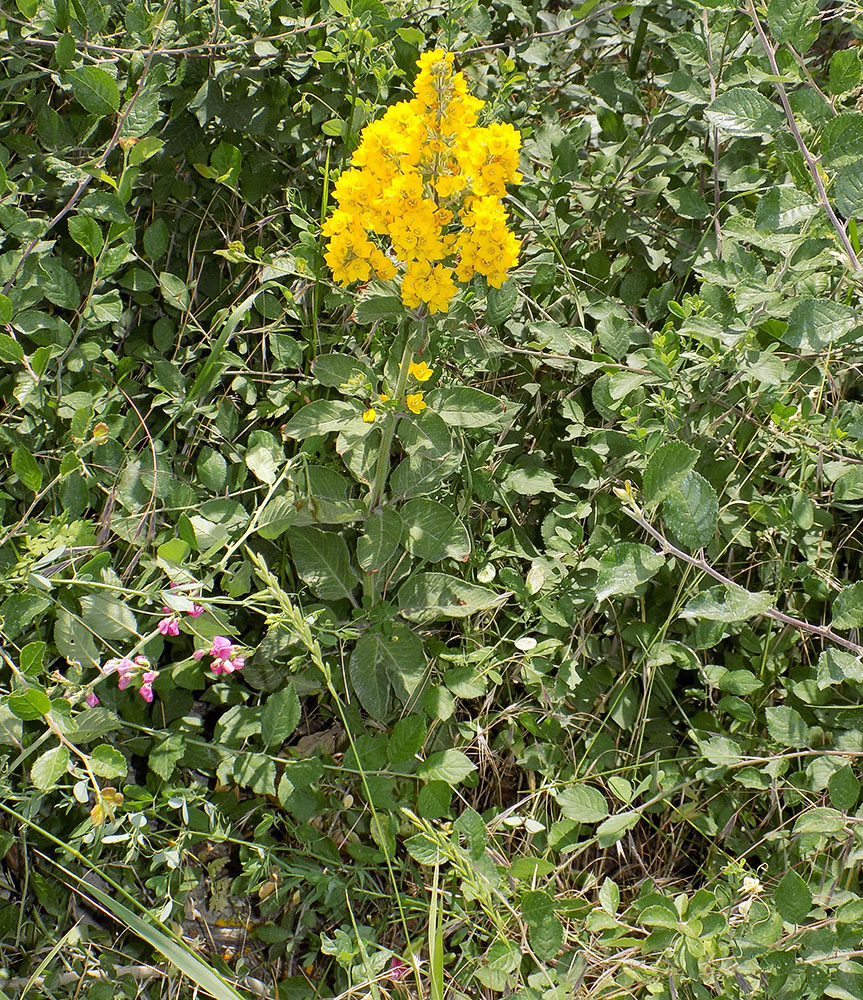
[8,688,52,720]
[833,582,863,629]
[68,216,103,258]
[348,634,390,717]
[556,785,609,824]
[159,271,190,311]
[233,753,276,795]
[398,572,506,622]
[663,188,710,220]
[311,353,374,388]
[31,745,69,790]
[54,32,76,69]
[766,706,810,748]
[288,527,359,601]
[261,685,301,748]
[355,294,403,324]
[782,298,859,351]
[351,626,426,715]
[767,0,819,51]
[128,136,164,166]
[282,399,357,440]
[642,441,699,505]
[835,162,863,219]
[418,748,476,785]
[401,499,470,563]
[90,744,127,779]
[596,811,640,847]
[425,387,506,428]
[680,585,773,622]
[699,735,743,766]
[817,648,863,688]
[773,869,812,924]
[521,891,563,961]
[595,543,664,601]
[20,641,46,675]
[704,88,784,137]
[245,430,283,485]
[80,593,138,641]
[388,715,427,766]
[256,496,297,540]
[197,448,227,492]
[755,186,818,231]
[68,66,120,116]
[822,114,863,168]
[830,49,863,96]
[486,280,517,325]
[357,509,403,572]
[39,259,80,308]
[12,447,43,492]
[829,765,860,811]
[662,471,718,548]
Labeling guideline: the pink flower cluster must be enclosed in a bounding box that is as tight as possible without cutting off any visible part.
[157,602,204,637]
[193,636,245,675]
[101,655,159,702]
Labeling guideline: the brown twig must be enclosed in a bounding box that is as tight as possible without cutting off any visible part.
[746,0,860,272]
[622,502,863,658]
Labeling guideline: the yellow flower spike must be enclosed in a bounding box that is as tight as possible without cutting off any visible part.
[406,393,426,414]
[321,47,521,313]
[362,408,377,423]
[409,360,434,382]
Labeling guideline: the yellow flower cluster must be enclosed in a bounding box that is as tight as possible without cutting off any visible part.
[323,50,522,313]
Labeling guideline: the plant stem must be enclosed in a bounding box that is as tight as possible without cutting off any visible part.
[623,503,863,657]
[746,0,860,272]
[367,315,426,511]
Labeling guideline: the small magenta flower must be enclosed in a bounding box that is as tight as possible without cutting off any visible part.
[139,670,157,703]
[210,636,234,659]
[188,604,204,617]
[388,957,409,982]
[192,648,206,661]
[158,608,180,636]
[86,692,99,708]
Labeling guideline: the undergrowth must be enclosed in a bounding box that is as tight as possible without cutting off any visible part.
[3,1,863,999]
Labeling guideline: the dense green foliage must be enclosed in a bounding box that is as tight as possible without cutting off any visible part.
[4,0,863,997]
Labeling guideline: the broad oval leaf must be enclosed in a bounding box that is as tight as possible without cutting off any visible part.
[704,88,784,137]
[398,572,506,622]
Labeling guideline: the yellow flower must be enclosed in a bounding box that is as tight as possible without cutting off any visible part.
[379,393,390,402]
[406,393,426,414]
[409,360,433,382]
[321,48,522,308]
[362,408,377,423]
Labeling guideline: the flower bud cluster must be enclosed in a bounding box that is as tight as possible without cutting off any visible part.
[323,50,522,313]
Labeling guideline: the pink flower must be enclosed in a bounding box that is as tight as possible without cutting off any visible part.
[388,957,409,982]
[102,657,135,677]
[192,648,206,661]
[209,636,234,659]
[158,617,180,637]
[139,670,157,703]
[86,692,99,708]
[134,656,150,667]
[188,604,204,617]
[117,674,132,691]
